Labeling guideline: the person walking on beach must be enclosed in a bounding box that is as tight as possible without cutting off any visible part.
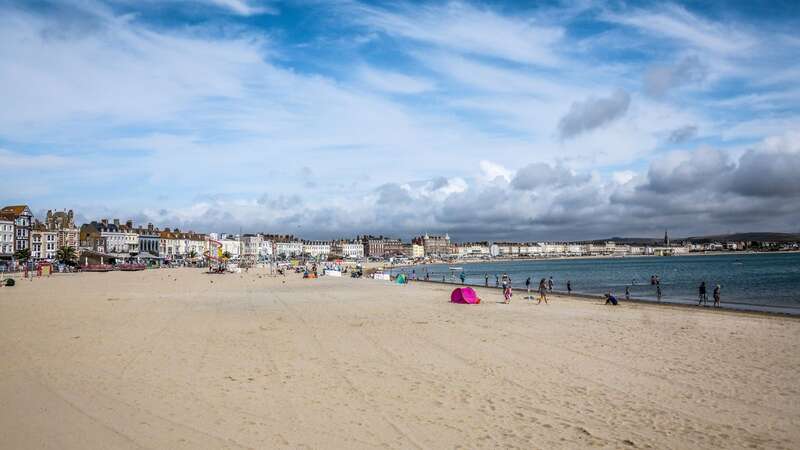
[538,278,548,304]
[503,284,513,304]
[525,277,531,298]
[698,281,708,306]
[548,276,554,292]
[713,284,721,307]
[495,274,499,288]
[460,271,466,284]
[485,273,489,287]
[625,285,630,301]
[501,273,509,289]
[566,280,572,295]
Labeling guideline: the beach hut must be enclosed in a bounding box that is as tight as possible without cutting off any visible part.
[450,287,480,304]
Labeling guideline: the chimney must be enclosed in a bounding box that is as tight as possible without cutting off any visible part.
[126,220,133,229]
[164,227,171,233]
[113,219,120,227]
[101,219,109,226]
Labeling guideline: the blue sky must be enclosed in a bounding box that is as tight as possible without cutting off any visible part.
[1,0,799,240]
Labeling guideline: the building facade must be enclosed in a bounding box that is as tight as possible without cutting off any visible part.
[275,240,303,258]
[81,219,139,255]
[43,209,80,250]
[303,240,331,259]
[1,205,33,253]
[132,223,161,255]
[414,233,452,257]
[0,213,14,260]
[31,225,58,260]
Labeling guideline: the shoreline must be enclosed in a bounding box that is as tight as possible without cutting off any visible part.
[411,279,800,318]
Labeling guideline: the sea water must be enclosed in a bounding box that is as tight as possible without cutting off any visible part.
[406,252,800,313]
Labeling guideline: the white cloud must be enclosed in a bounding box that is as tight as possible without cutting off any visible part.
[479,160,512,183]
[354,2,565,66]
[358,66,436,94]
[206,0,276,16]
[603,4,757,56]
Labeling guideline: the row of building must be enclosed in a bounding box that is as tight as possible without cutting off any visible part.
[1,204,792,265]
[0,204,454,264]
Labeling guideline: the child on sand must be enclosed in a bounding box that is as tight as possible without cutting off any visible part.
[538,278,548,304]
[604,293,618,305]
[503,285,512,303]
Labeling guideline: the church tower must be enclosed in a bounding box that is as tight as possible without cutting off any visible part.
[664,229,669,247]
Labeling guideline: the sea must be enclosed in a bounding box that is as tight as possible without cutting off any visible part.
[403,252,800,314]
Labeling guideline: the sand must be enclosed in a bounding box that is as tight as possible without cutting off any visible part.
[1,268,798,449]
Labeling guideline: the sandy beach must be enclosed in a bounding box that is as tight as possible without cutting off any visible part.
[1,268,798,449]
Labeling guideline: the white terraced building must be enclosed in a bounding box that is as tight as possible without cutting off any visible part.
[340,241,364,259]
[303,241,331,259]
[275,241,303,258]
[0,213,15,259]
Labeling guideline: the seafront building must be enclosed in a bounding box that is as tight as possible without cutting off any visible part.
[41,209,80,251]
[413,233,453,257]
[303,240,331,259]
[1,205,33,253]
[30,225,58,260]
[455,242,491,258]
[0,212,15,260]
[132,223,161,256]
[80,219,138,256]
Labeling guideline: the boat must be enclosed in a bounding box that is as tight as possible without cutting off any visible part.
[449,266,463,271]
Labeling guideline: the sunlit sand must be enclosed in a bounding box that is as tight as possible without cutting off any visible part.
[1,268,798,449]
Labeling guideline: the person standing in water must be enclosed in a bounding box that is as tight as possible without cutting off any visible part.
[656,283,662,302]
[525,277,531,298]
[484,273,489,287]
[625,285,630,301]
[698,281,708,306]
[566,280,572,295]
[460,271,466,284]
[538,278,548,304]
[713,284,721,307]
[495,274,499,288]
[548,276,554,292]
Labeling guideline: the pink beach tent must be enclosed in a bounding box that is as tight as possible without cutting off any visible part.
[451,287,481,304]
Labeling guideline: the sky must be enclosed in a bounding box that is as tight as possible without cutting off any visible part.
[1,0,799,241]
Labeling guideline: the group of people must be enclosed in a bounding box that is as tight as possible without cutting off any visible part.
[444,269,723,309]
[697,281,722,307]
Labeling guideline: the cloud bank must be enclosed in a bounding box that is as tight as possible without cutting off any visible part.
[1,1,799,240]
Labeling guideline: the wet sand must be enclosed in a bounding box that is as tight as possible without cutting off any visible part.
[1,268,798,449]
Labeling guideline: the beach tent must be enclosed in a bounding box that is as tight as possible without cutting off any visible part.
[451,287,480,304]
